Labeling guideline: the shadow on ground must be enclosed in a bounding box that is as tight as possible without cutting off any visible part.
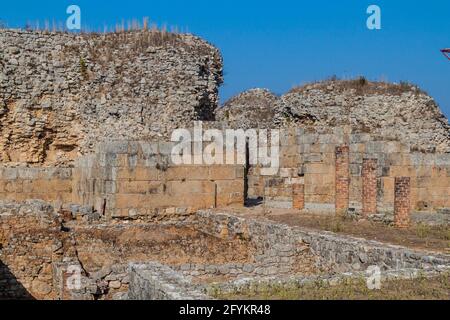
[0,260,35,300]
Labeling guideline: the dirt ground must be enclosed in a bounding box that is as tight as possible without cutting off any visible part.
[68,223,255,273]
[219,206,450,254]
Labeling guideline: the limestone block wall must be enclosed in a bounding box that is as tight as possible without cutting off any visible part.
[0,167,73,205]
[347,137,450,213]
[253,128,450,213]
[73,141,245,220]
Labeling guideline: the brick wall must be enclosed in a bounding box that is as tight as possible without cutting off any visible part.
[335,145,350,215]
[292,183,305,210]
[362,159,378,216]
[394,177,411,228]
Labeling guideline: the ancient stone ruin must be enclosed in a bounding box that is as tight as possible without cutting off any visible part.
[0,29,449,300]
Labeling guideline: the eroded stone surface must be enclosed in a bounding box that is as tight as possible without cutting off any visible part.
[0,29,222,165]
[220,81,450,153]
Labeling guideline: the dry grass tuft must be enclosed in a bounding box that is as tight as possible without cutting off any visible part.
[289,76,426,96]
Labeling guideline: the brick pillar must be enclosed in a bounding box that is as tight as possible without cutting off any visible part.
[335,145,350,215]
[292,183,305,210]
[362,159,378,216]
[394,177,411,229]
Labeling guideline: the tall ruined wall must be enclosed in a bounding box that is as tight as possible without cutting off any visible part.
[216,88,280,129]
[0,29,223,166]
[218,80,450,153]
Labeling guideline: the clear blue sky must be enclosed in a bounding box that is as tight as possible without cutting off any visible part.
[1,0,450,117]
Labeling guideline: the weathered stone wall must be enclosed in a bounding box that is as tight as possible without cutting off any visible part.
[0,129,447,217]
[1,29,448,216]
[73,141,245,220]
[195,210,328,276]
[195,210,450,273]
[126,210,450,300]
[219,81,450,153]
[0,200,62,299]
[0,167,72,205]
[0,141,244,222]
[0,201,254,300]
[250,128,450,213]
[216,89,280,129]
[128,263,210,300]
[0,29,223,166]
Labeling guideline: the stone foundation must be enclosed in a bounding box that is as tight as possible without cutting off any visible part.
[128,263,210,300]
[1,200,449,300]
[127,210,450,300]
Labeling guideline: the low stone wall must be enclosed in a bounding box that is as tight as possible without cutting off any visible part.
[128,263,210,300]
[0,200,61,299]
[195,210,450,273]
[203,266,450,298]
[194,210,323,276]
[127,262,450,300]
[369,211,450,226]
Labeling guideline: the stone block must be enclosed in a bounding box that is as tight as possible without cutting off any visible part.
[176,166,210,181]
[139,142,158,156]
[304,153,322,163]
[167,180,215,195]
[215,180,244,195]
[164,167,189,181]
[118,180,163,194]
[1,168,18,180]
[116,167,160,181]
[209,166,237,180]
[350,143,365,153]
